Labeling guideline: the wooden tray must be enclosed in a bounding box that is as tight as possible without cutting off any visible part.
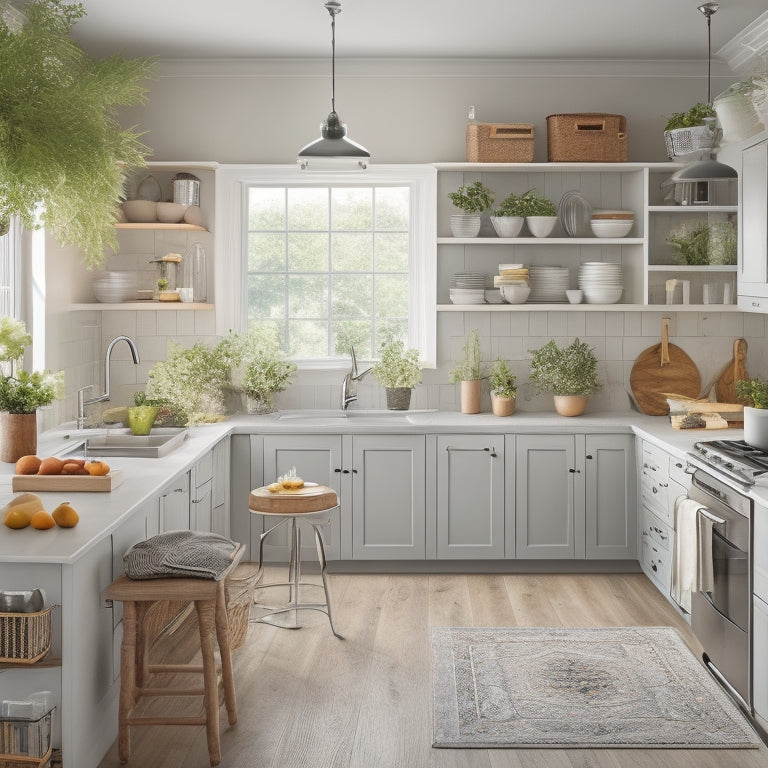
[249,483,338,514]
[12,470,124,493]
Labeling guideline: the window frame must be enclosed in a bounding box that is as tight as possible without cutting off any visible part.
[216,164,436,368]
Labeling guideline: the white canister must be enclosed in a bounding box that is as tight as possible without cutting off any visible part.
[744,407,768,451]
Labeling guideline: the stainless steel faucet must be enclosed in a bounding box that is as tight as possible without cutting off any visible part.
[77,335,140,429]
[341,346,372,410]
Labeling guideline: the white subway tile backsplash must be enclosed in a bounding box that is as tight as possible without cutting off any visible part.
[529,313,548,336]
[744,313,766,337]
[136,311,157,337]
[623,313,641,336]
[585,312,606,336]
[102,310,137,339]
[156,312,177,336]
[547,311,568,336]
[194,310,216,336]
[566,312,586,338]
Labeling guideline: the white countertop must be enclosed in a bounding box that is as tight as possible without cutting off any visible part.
[0,410,750,564]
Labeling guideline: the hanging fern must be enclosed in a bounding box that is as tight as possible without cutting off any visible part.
[0,0,156,266]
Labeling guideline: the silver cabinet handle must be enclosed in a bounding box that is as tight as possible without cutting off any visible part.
[699,508,726,526]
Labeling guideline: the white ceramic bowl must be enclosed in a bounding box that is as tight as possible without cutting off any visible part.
[183,205,204,226]
[500,284,531,304]
[491,216,524,238]
[590,219,633,238]
[583,285,623,304]
[566,289,583,304]
[156,202,188,223]
[122,200,157,223]
[525,216,557,238]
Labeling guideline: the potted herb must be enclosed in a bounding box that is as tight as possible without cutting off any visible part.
[371,339,422,410]
[663,102,717,159]
[224,324,297,414]
[488,358,517,416]
[736,377,768,450]
[0,0,155,266]
[667,221,737,266]
[447,181,494,238]
[449,329,485,414]
[516,189,558,238]
[0,318,63,461]
[490,193,525,238]
[529,338,601,416]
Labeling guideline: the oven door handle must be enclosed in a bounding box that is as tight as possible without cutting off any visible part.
[698,508,726,527]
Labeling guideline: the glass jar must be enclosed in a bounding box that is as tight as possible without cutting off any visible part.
[153,254,181,300]
[181,242,207,303]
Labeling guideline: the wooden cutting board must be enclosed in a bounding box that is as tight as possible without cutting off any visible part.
[248,483,338,514]
[12,469,124,493]
[629,317,701,416]
[715,338,748,404]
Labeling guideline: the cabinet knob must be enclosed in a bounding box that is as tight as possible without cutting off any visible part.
[568,468,581,474]
[585,454,593,460]
[342,469,350,474]
[334,468,342,473]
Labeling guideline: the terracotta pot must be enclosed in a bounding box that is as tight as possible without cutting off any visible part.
[460,380,482,414]
[491,393,516,417]
[0,412,37,463]
[385,387,412,410]
[553,395,588,417]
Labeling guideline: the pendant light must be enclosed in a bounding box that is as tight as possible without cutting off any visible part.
[671,2,737,194]
[298,0,370,171]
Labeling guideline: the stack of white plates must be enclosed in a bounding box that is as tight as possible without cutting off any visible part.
[528,266,569,303]
[93,271,136,303]
[578,262,624,304]
[558,191,593,237]
[450,272,486,304]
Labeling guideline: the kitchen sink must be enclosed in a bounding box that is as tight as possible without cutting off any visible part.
[274,409,436,424]
[60,428,189,459]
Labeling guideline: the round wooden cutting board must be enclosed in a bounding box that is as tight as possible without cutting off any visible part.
[248,483,338,514]
[629,317,701,416]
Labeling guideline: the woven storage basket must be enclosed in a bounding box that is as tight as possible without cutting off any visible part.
[226,565,259,651]
[546,113,627,162]
[0,607,53,664]
[0,744,52,768]
[466,123,534,162]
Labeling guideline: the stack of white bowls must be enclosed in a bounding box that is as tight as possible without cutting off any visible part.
[590,209,634,238]
[528,266,569,303]
[578,262,623,304]
[449,272,486,304]
[92,271,136,303]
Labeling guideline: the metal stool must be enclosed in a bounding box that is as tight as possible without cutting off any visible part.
[248,484,342,638]
[103,543,245,766]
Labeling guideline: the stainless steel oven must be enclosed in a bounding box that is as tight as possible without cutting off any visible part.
[687,461,753,710]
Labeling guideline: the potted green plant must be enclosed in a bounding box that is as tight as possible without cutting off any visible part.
[0,318,63,461]
[371,339,422,410]
[667,221,737,266]
[449,329,485,413]
[0,0,156,266]
[488,358,517,416]
[529,338,601,416]
[663,102,717,159]
[490,193,525,238]
[224,324,297,414]
[736,377,768,450]
[516,189,558,238]
[447,181,494,238]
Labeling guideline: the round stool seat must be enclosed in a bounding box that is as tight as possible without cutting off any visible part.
[248,483,337,514]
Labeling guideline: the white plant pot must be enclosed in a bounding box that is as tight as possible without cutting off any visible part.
[526,216,557,238]
[714,93,764,144]
[744,406,768,451]
[450,214,481,238]
[490,216,524,238]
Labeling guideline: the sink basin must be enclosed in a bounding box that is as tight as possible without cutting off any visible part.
[276,409,436,420]
[60,428,189,458]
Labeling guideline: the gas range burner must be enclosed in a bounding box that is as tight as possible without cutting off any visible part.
[692,439,768,486]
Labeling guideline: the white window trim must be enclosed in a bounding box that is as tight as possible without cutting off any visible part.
[215,164,436,367]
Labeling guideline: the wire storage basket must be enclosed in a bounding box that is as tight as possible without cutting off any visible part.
[0,608,54,664]
[663,125,716,159]
[0,707,54,768]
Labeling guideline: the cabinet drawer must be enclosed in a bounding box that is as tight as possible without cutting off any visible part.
[640,505,673,551]
[641,537,672,593]
[668,455,691,488]
[195,451,214,487]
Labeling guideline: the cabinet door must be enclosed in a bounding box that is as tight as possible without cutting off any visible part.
[436,435,504,559]
[262,434,343,560]
[585,434,636,559]
[191,478,213,532]
[159,473,190,531]
[351,435,426,559]
[211,438,230,537]
[740,139,768,294]
[754,594,768,729]
[516,434,581,559]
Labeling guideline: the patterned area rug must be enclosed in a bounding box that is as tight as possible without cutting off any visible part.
[432,626,761,748]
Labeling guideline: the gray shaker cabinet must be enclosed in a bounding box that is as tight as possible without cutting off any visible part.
[436,434,505,559]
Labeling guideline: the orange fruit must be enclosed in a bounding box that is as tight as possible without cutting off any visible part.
[4,507,32,529]
[30,510,55,530]
[52,502,79,528]
[3,492,45,528]
[84,460,110,476]
[38,457,65,475]
[15,455,42,475]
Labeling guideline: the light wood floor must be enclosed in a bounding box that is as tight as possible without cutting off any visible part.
[98,569,768,768]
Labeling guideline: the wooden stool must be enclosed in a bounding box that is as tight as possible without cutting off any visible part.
[103,543,245,766]
[248,484,342,638]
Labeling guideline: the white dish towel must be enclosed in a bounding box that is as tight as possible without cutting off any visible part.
[671,496,705,613]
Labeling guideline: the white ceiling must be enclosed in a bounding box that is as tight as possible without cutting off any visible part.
[42,0,766,62]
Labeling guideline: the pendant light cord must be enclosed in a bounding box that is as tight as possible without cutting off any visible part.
[706,11,711,104]
[331,11,336,113]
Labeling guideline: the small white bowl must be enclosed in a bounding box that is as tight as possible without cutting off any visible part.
[590,219,633,238]
[583,286,623,304]
[566,289,583,304]
[156,202,188,223]
[122,200,157,223]
[491,216,524,238]
[525,216,557,238]
[500,284,531,304]
[183,205,204,226]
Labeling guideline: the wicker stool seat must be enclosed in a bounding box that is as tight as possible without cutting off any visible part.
[248,484,342,638]
[103,543,245,766]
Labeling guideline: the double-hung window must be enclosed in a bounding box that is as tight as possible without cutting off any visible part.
[216,165,436,366]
